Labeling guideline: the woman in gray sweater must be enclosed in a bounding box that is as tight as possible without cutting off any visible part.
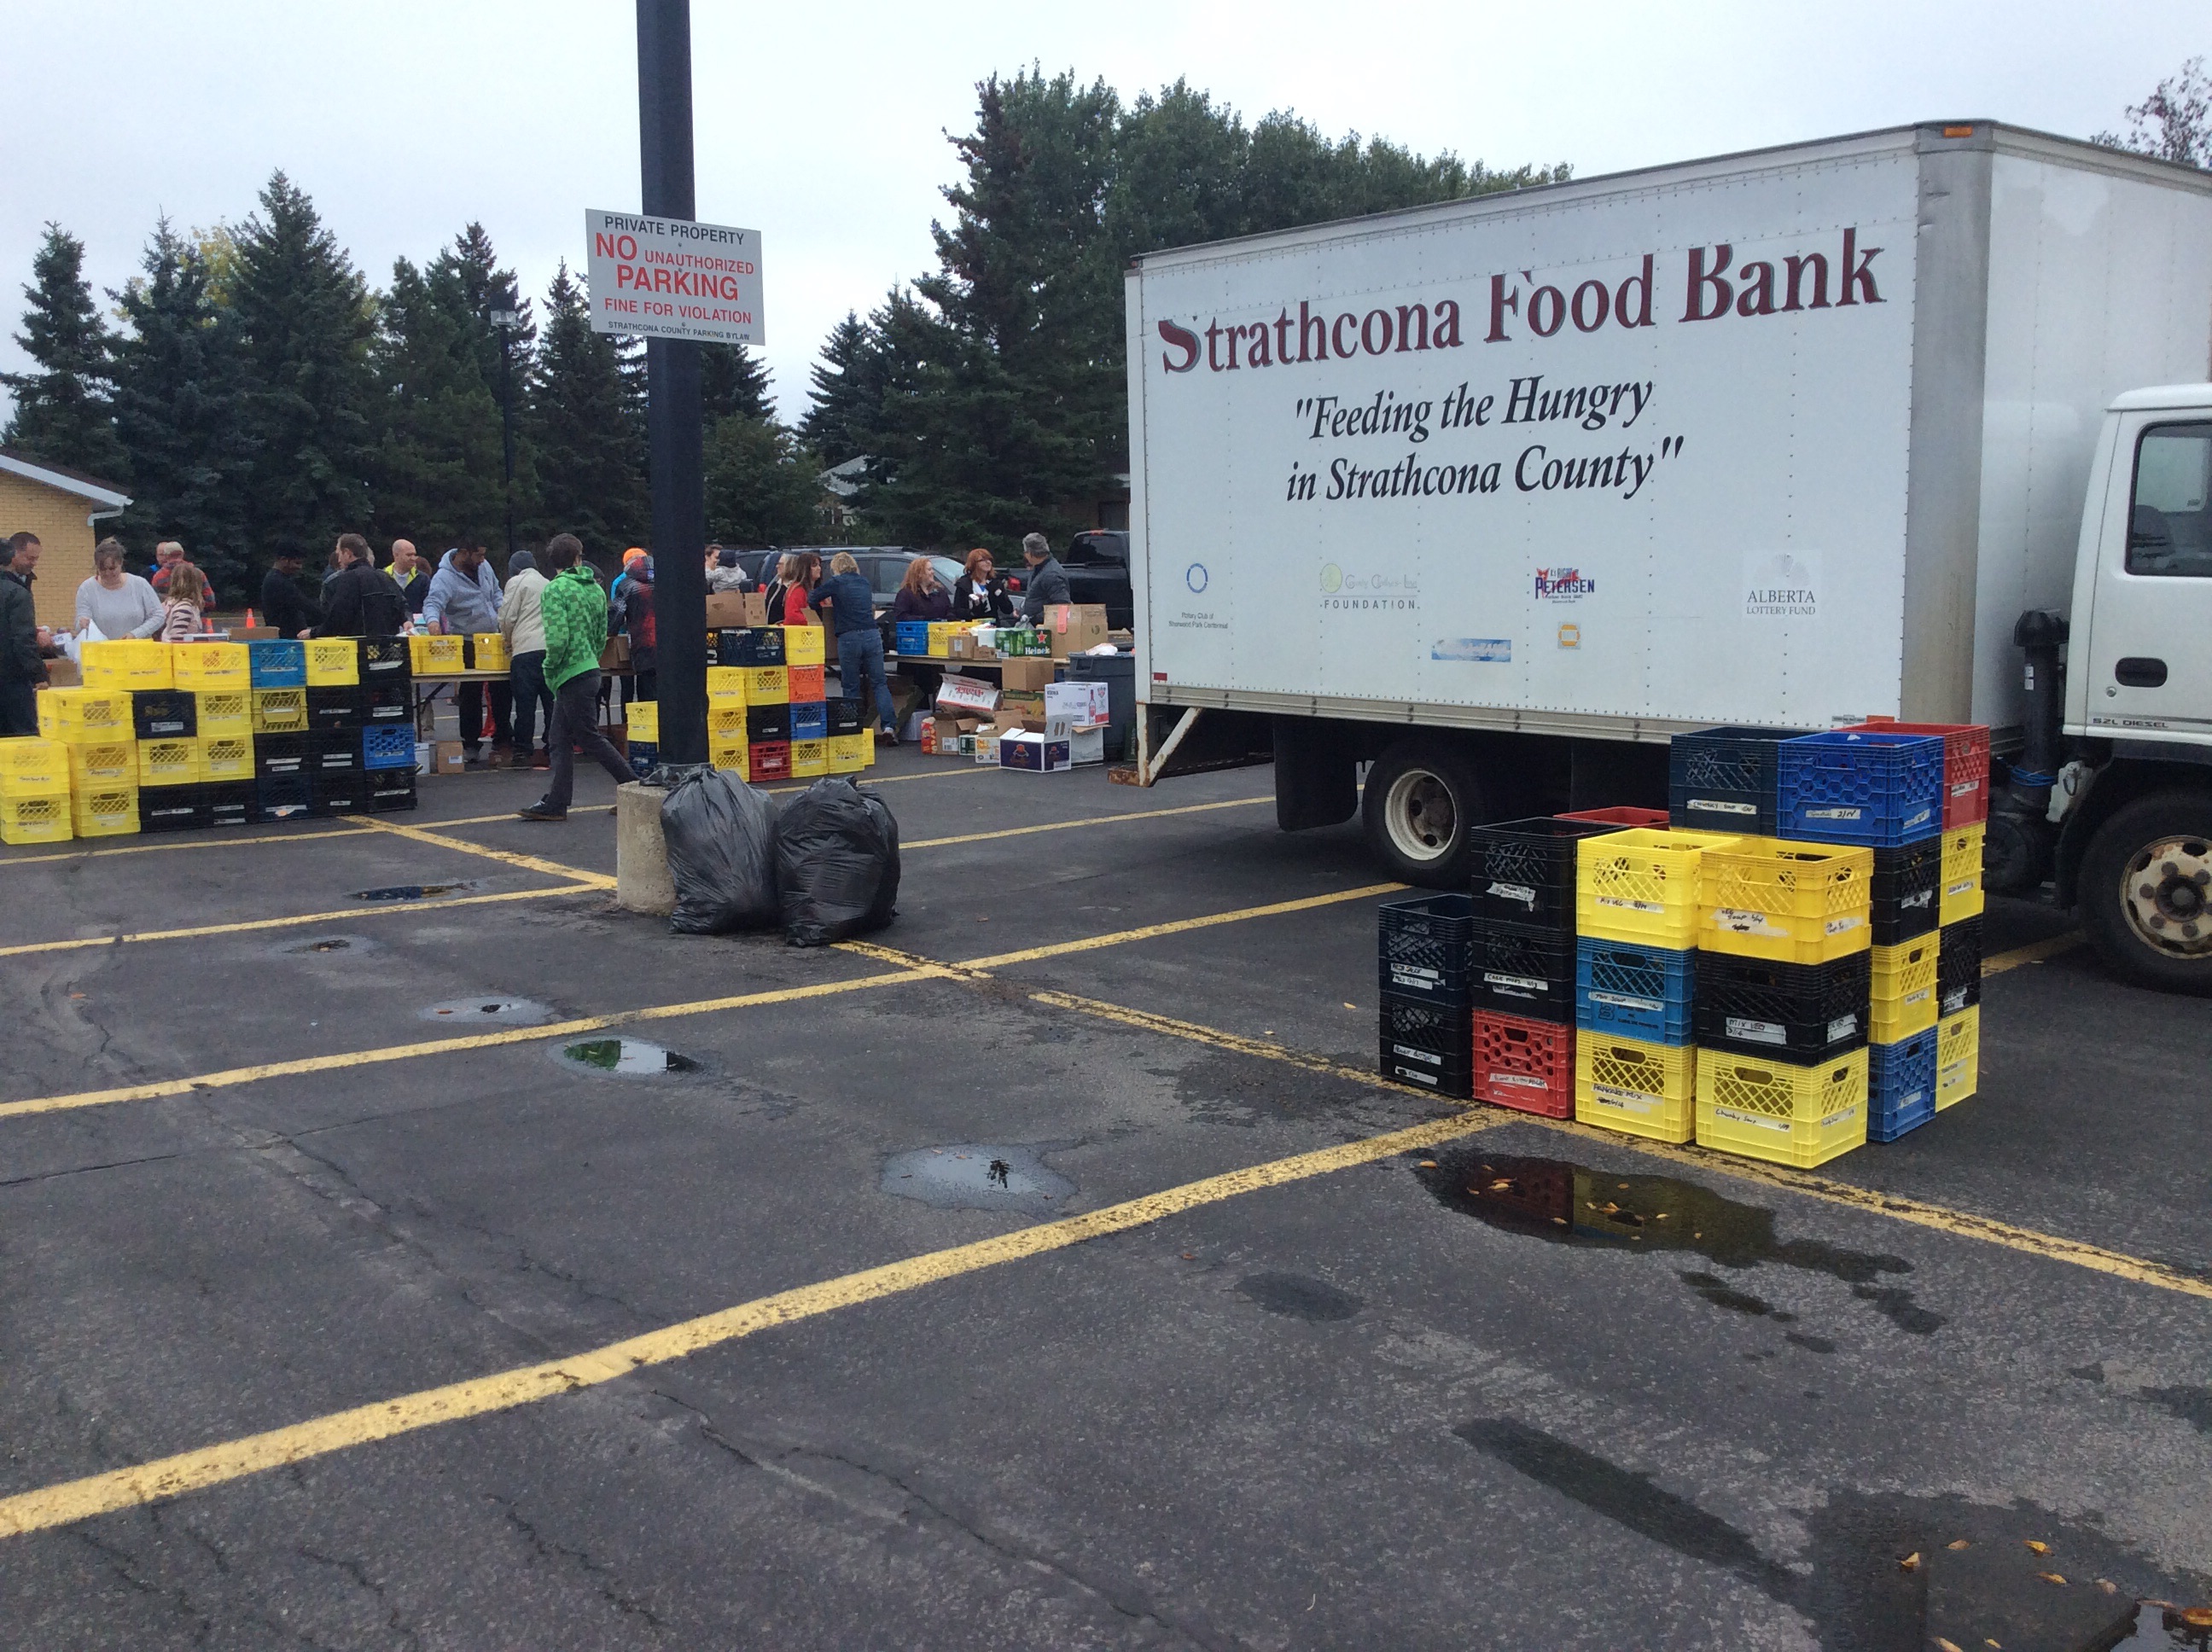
[73,539,165,639]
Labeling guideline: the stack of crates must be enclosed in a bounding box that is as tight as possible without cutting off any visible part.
[1377,893,1475,1096]
[826,697,870,773]
[1575,823,1741,1143]
[709,628,793,783]
[0,736,74,844]
[132,677,207,831]
[300,637,366,817]
[626,700,659,778]
[171,642,252,828]
[249,640,312,821]
[356,637,417,813]
[37,686,137,839]
[782,624,830,777]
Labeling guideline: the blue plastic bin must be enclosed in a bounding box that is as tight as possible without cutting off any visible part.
[247,640,306,687]
[895,620,930,656]
[1867,1025,1939,1142]
[1575,937,1695,1044]
[1778,730,1944,846]
[789,701,829,741]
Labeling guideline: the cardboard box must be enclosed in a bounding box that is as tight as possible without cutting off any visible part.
[999,730,1073,772]
[934,673,1001,715]
[1068,725,1107,765]
[598,634,631,671]
[42,658,81,689]
[998,689,1045,723]
[974,730,1002,765]
[705,590,761,630]
[954,715,982,733]
[227,626,278,641]
[1043,682,1109,724]
[948,633,998,661]
[998,656,1055,694]
[1044,603,1109,660]
[429,740,466,777]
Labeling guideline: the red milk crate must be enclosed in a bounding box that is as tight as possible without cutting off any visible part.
[1557,806,1669,828]
[745,741,793,782]
[1470,1009,1575,1118]
[1846,718,1990,828]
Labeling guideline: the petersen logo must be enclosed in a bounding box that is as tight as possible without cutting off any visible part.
[1534,566,1595,601]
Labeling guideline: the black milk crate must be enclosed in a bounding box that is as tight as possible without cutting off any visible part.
[306,685,363,731]
[1938,915,1983,1015]
[131,689,197,740]
[311,773,367,817]
[1377,892,1476,1004]
[366,772,418,813]
[1378,992,1473,1097]
[1470,815,1621,930]
[1668,725,1801,834]
[828,698,866,736]
[714,626,785,666]
[253,731,312,779]
[311,729,361,774]
[744,704,793,743]
[1870,837,1941,945]
[1695,949,1872,1060]
[1471,919,1578,1025]
[139,784,211,833]
[257,774,312,821]
[361,682,413,724]
[357,637,412,680]
[206,781,256,829]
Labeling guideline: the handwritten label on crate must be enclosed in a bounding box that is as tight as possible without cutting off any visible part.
[1595,895,1666,914]
[1389,1043,1442,1067]
[1714,908,1788,937]
[1591,1085,1658,1114]
[1488,1072,1550,1091]
[1486,881,1538,907]
[1713,1105,1793,1133]
[1592,990,1664,1012]
[1726,1016,1788,1045]
[1686,797,1757,816]
[1827,1014,1860,1040]
[1483,971,1548,993]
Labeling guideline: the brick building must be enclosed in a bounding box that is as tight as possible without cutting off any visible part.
[0,448,132,629]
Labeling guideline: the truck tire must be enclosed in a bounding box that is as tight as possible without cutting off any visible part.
[1362,737,1485,888]
[2078,791,2212,994]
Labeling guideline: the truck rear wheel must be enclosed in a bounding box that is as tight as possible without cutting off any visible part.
[2079,792,2212,994]
[1362,738,1484,888]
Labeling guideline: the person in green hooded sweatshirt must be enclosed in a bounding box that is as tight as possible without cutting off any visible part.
[517,533,635,822]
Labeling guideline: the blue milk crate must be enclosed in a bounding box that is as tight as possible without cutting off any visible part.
[1778,730,1943,846]
[789,701,829,741]
[362,724,417,771]
[247,640,307,687]
[895,620,931,655]
[1668,726,1801,834]
[1867,1025,1939,1142]
[626,738,660,780]
[1575,937,1696,1044]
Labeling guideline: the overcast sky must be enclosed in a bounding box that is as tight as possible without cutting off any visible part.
[1,1,2200,425]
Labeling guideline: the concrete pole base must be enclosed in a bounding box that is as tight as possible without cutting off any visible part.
[615,782,676,916]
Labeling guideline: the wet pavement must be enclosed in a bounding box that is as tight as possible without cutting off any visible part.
[0,749,2206,1649]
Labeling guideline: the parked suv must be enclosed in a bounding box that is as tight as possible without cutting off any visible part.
[1002,531,1133,630]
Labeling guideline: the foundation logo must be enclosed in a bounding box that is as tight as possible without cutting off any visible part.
[1185,562,1208,593]
[1320,562,1419,611]
[1319,563,1343,593]
[1534,566,1596,601]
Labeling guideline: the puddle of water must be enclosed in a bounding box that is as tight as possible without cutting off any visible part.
[1236,1272,1362,1323]
[557,1038,698,1077]
[352,882,473,902]
[1418,1148,1944,1335]
[419,997,556,1027]
[881,1144,1074,1216]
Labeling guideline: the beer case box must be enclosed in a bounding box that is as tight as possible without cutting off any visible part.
[998,730,1073,772]
[998,657,1056,694]
[934,673,1001,715]
[998,690,1047,723]
[1044,603,1109,659]
[1045,681,1111,724]
[1068,725,1108,765]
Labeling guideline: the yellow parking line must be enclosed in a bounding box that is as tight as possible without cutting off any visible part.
[904,794,1268,851]
[356,816,617,890]
[962,882,1406,969]
[0,826,375,866]
[0,1113,1489,1540]
[1983,931,2084,975]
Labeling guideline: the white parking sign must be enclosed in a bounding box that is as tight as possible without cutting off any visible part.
[585,208,763,345]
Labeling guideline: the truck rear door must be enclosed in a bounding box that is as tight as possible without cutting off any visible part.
[2081,415,2212,743]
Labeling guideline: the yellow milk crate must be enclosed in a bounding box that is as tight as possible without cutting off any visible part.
[251,687,308,733]
[410,634,465,674]
[707,705,750,739]
[80,638,172,689]
[1696,1046,1869,1169]
[0,791,73,844]
[0,736,72,796]
[471,632,510,672]
[707,666,749,705]
[789,738,828,777]
[742,666,788,706]
[170,642,250,688]
[1869,936,1938,1042]
[780,624,825,666]
[201,735,253,782]
[1699,835,1872,963]
[1575,827,1742,947]
[927,621,953,658]
[827,731,869,773]
[38,686,133,742]
[1935,1006,1980,1109]
[304,637,360,685]
[1575,1033,1697,1144]
[708,736,749,773]
[1940,822,1985,925]
[194,689,253,739]
[137,737,203,788]
[67,740,137,788]
[626,701,658,741]
[71,785,139,838]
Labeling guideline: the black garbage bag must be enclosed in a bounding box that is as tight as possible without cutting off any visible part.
[661,768,781,934]
[776,778,900,946]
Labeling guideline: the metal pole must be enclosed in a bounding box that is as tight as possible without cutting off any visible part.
[500,328,516,562]
[637,0,707,766]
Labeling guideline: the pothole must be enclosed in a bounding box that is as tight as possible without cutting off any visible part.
[351,882,475,902]
[419,997,556,1027]
[882,1144,1074,1216]
[1236,1272,1363,1322]
[556,1037,698,1077]
[275,935,375,957]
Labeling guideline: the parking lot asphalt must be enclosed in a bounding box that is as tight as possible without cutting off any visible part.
[1,749,2207,1650]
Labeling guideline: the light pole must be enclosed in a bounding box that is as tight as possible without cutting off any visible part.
[490,307,521,564]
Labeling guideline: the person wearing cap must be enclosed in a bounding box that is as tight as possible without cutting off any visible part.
[620,554,658,703]
[501,548,552,769]
[609,546,648,619]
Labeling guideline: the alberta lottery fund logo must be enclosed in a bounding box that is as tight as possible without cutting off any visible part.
[1743,550,1820,618]
[1533,566,1596,602]
[1320,561,1419,611]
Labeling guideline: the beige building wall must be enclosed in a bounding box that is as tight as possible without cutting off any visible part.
[0,474,105,631]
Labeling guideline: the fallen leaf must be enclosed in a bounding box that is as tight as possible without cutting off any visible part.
[1179,1253,1195,1260]
[1342,1001,1356,1009]
[1492,1180,1513,1192]
[2034,1570,2066,1585]
[1417,1160,1437,1168]
[1935,1638,1965,1652]
[1551,1217,1568,1225]
[1898,1551,1921,1572]
[2182,1607,2212,1628]
[1947,1539,1972,1550]
[2024,1539,2050,1555]
[1656,1212,1669,1219]
[1984,1641,2000,1649]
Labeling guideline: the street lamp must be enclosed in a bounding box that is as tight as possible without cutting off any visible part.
[490,307,521,562]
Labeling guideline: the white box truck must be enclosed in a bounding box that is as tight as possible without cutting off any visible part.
[1122,120,2212,990]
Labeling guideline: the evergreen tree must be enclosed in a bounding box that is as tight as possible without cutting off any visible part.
[110,218,256,589]
[703,415,821,545]
[701,342,774,423]
[229,172,377,567]
[527,260,647,558]
[796,311,884,468]
[370,254,506,550]
[2,222,128,480]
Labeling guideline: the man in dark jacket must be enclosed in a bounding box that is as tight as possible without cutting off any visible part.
[319,534,410,637]
[1017,532,1072,623]
[259,549,324,638]
[2,531,56,736]
[620,556,658,702]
